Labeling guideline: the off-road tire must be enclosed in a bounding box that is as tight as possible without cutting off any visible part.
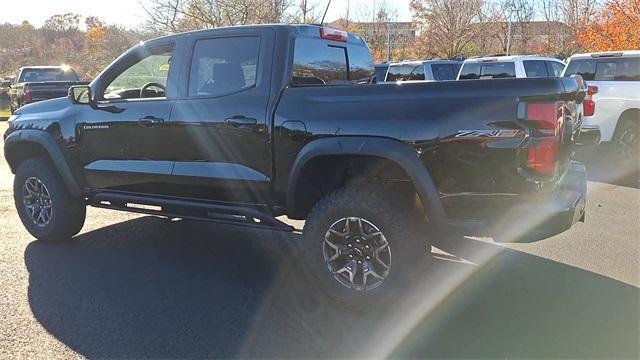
[297,185,433,308]
[14,158,86,242]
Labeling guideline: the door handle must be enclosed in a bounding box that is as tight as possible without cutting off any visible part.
[138,116,164,127]
[225,116,257,127]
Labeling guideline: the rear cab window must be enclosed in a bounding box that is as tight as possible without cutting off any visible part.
[386,64,426,82]
[18,68,79,82]
[459,61,516,79]
[292,30,374,86]
[564,57,640,81]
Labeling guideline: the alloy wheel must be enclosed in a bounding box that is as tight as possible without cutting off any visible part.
[323,217,391,291]
[22,177,53,227]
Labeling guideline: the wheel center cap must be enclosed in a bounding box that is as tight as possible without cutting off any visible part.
[354,248,364,257]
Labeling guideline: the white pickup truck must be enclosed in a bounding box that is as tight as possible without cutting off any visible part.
[563,51,640,161]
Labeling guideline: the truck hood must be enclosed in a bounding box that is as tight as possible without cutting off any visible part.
[14,97,73,117]
[11,97,75,129]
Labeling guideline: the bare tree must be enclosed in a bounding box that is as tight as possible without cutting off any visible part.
[502,0,536,54]
[143,0,293,33]
[410,0,486,59]
[288,0,322,23]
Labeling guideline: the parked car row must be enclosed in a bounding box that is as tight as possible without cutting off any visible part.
[378,51,640,162]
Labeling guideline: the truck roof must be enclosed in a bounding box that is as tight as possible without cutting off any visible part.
[389,60,462,66]
[143,24,368,47]
[463,55,563,63]
[18,66,73,70]
[568,50,640,59]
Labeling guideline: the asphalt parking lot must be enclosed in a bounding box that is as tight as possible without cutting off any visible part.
[0,121,638,359]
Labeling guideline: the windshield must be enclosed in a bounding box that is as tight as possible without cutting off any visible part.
[18,68,79,82]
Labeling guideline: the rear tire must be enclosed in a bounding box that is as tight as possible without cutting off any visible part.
[611,120,639,167]
[14,158,86,242]
[297,185,432,308]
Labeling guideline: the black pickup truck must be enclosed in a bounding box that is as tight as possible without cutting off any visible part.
[9,66,88,114]
[4,25,588,306]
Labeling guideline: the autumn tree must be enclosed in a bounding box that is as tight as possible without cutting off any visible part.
[578,0,640,50]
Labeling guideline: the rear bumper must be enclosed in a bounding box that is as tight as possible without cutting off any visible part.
[496,161,587,241]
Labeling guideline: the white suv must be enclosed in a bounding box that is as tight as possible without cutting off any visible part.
[457,55,566,80]
[563,51,640,161]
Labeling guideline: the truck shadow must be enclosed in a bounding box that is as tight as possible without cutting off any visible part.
[24,217,639,359]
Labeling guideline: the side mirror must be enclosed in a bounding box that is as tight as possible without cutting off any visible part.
[68,85,92,105]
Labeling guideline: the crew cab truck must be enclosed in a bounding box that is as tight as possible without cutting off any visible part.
[563,51,640,162]
[4,25,588,307]
[9,66,88,114]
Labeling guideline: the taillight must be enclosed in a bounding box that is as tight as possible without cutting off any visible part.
[525,102,564,176]
[583,85,598,117]
[23,84,32,103]
[320,27,348,42]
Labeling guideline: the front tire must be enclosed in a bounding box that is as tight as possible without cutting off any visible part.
[14,158,86,242]
[297,185,432,308]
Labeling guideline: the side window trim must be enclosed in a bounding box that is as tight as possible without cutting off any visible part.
[185,34,263,99]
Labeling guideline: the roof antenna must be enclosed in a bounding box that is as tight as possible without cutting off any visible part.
[321,0,332,26]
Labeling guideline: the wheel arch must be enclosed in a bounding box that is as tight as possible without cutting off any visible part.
[286,137,447,232]
[4,130,82,196]
[617,108,640,127]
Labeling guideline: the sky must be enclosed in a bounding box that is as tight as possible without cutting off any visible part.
[0,0,413,28]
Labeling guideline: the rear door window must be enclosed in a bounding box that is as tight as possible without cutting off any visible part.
[547,61,565,77]
[374,66,388,83]
[459,62,516,79]
[524,60,549,78]
[430,64,461,81]
[386,64,426,81]
[189,36,260,97]
[565,58,640,81]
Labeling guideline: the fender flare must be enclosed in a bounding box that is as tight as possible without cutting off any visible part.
[4,129,82,196]
[287,137,447,232]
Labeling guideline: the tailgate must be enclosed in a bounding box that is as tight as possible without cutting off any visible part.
[27,81,87,100]
[516,76,585,182]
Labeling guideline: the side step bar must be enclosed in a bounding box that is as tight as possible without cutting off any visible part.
[89,192,295,232]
